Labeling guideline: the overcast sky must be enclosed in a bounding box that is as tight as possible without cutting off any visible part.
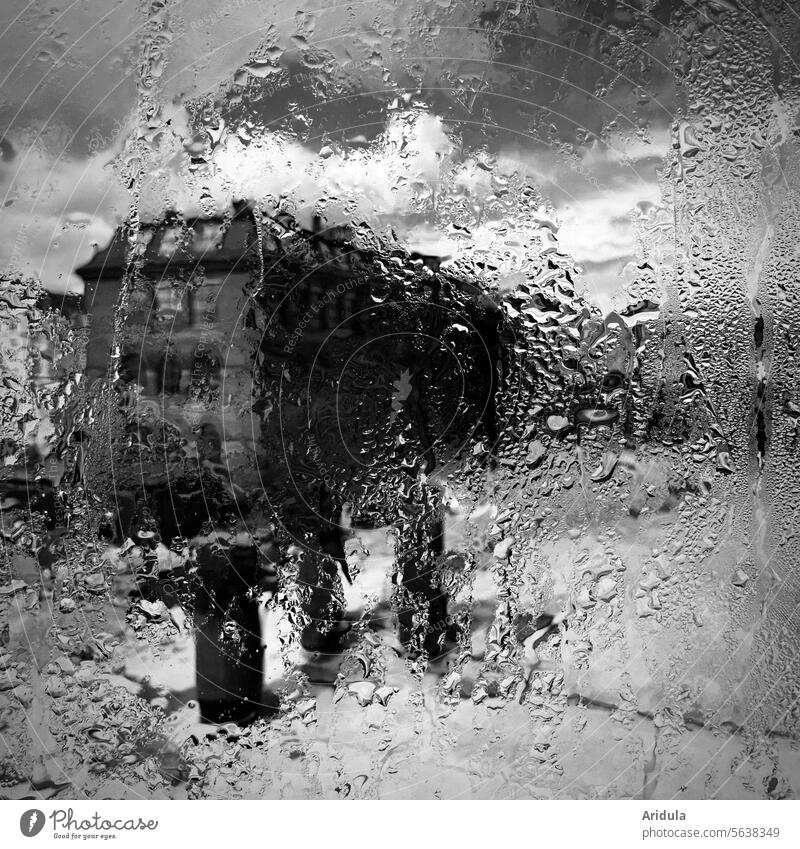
[0,0,672,305]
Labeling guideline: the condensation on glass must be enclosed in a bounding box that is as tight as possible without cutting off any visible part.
[1,0,799,799]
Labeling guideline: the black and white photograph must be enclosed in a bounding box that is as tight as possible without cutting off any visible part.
[1,0,800,837]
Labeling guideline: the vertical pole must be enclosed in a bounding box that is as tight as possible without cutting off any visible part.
[193,539,264,723]
[396,500,449,660]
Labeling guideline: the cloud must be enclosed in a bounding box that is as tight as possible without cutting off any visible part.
[0,141,128,293]
[493,126,670,307]
[0,102,670,309]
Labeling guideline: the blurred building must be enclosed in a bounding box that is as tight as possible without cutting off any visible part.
[73,203,387,538]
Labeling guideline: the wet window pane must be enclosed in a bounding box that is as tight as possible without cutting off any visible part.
[2,0,800,801]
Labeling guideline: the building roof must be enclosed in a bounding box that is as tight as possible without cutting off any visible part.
[74,202,260,284]
[74,203,446,289]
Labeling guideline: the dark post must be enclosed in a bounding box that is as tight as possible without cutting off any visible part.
[193,538,264,723]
